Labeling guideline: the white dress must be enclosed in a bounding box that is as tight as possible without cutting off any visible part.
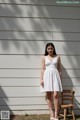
[40,56,62,92]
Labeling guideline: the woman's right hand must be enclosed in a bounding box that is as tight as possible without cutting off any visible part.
[40,80,44,87]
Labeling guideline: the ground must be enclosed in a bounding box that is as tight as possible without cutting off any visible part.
[11,114,49,120]
[10,114,80,120]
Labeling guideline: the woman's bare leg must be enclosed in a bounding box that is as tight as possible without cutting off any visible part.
[53,91,59,119]
[46,92,54,118]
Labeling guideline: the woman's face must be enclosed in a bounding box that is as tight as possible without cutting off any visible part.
[47,45,54,55]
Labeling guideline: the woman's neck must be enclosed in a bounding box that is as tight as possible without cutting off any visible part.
[48,54,55,57]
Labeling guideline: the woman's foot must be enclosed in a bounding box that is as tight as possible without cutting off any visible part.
[50,118,55,120]
[50,110,55,120]
[54,112,58,120]
[54,119,58,120]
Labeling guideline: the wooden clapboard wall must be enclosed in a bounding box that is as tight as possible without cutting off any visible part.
[0,0,80,115]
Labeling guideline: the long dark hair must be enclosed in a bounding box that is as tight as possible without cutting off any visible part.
[44,43,57,56]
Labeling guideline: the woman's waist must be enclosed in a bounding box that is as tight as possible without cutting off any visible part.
[45,66,57,70]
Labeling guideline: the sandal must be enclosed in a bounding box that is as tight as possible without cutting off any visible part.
[54,119,58,120]
[55,112,58,120]
[50,118,55,120]
[50,110,55,120]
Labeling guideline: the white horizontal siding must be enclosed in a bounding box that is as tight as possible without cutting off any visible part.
[0,55,80,69]
[0,0,80,7]
[0,32,80,41]
[0,105,48,110]
[0,31,52,40]
[0,5,80,19]
[0,0,58,4]
[0,86,80,97]
[0,18,80,32]
[0,96,79,106]
[0,41,80,55]
[0,103,79,110]
[0,87,43,97]
[0,69,80,78]
[0,97,46,105]
[0,0,80,115]
[0,78,80,87]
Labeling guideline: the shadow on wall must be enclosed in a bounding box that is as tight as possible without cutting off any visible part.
[61,64,80,115]
[0,86,14,117]
[0,0,80,115]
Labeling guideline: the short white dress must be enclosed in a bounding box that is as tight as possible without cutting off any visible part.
[40,56,62,92]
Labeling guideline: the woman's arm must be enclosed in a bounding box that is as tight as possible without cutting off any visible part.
[40,56,45,87]
[57,56,62,81]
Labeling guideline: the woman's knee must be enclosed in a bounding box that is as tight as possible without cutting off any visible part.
[54,92,58,99]
[45,92,52,100]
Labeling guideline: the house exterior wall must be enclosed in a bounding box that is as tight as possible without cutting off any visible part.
[0,0,80,115]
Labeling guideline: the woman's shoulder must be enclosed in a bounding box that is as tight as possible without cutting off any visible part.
[41,56,46,60]
[41,55,47,61]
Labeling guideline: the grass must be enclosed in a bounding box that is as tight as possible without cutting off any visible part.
[10,114,80,120]
[11,114,49,120]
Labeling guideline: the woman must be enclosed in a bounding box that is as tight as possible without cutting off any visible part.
[40,43,62,120]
